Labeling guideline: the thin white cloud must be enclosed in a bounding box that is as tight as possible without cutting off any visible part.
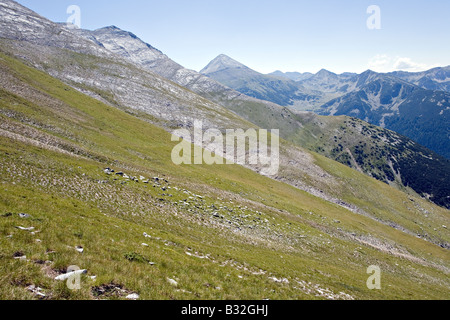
[393,57,428,71]
[368,54,438,73]
[368,54,391,72]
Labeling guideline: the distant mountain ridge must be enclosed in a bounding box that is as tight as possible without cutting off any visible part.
[318,75,450,159]
[269,70,313,82]
[200,54,307,107]
[388,66,450,92]
[201,55,450,159]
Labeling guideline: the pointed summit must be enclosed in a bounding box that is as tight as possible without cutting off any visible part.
[84,25,166,62]
[355,69,381,86]
[200,54,247,75]
[315,69,337,78]
[101,25,121,30]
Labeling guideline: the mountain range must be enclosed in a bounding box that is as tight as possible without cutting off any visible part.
[319,74,450,159]
[201,54,450,160]
[0,0,449,300]
[269,70,314,82]
[389,67,450,92]
[65,24,450,208]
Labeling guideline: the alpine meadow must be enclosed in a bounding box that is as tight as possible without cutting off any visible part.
[0,0,448,305]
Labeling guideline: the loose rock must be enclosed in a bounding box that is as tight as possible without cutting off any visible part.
[16,226,34,231]
[126,293,139,300]
[75,246,84,253]
[55,269,87,281]
[167,278,178,286]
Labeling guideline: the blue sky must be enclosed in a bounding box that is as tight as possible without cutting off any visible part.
[16,0,450,74]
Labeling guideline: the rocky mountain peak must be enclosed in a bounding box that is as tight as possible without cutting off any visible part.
[200,54,248,75]
[314,69,338,79]
[95,26,141,42]
[0,0,110,56]
[73,25,168,64]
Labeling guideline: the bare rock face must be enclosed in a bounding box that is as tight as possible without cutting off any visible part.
[70,25,295,116]
[0,0,110,56]
[0,1,243,131]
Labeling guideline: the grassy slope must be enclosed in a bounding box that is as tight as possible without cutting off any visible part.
[3,40,447,245]
[293,113,450,209]
[0,52,449,300]
[196,77,449,210]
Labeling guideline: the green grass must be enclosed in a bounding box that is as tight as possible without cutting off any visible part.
[0,51,449,300]
[293,114,450,209]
